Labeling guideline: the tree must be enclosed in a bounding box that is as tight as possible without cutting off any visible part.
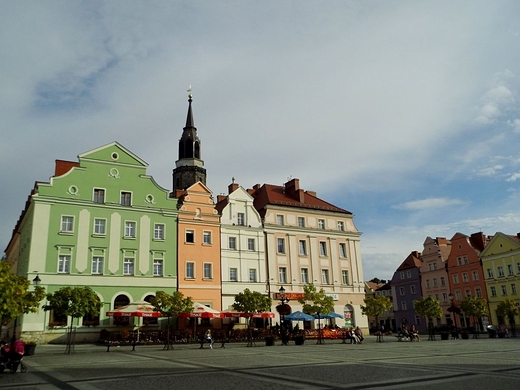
[44,286,102,353]
[360,296,392,331]
[459,296,488,335]
[150,290,193,350]
[496,298,519,335]
[233,288,272,346]
[297,283,334,344]
[413,297,442,340]
[0,261,46,338]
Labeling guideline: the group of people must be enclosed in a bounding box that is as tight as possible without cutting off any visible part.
[0,339,25,373]
[400,324,420,341]
[346,326,364,344]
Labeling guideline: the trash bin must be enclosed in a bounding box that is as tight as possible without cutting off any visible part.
[487,325,497,338]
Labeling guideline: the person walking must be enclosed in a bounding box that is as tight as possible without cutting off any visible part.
[205,329,214,349]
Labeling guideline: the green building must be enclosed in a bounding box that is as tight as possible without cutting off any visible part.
[5,142,178,343]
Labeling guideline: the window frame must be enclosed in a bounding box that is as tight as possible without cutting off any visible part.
[247,238,255,251]
[203,231,212,245]
[237,212,245,226]
[124,221,136,238]
[120,191,132,206]
[58,255,71,273]
[61,216,74,233]
[185,230,195,243]
[337,221,345,231]
[301,268,309,284]
[341,270,349,285]
[93,218,106,235]
[230,268,238,282]
[249,268,257,282]
[299,240,307,256]
[276,215,284,226]
[321,269,330,285]
[277,238,286,254]
[318,219,325,229]
[229,236,237,250]
[92,256,103,275]
[153,259,163,277]
[319,241,327,257]
[339,243,347,258]
[186,262,195,279]
[93,188,105,204]
[123,257,134,276]
[154,224,165,240]
[203,263,212,279]
[279,267,287,284]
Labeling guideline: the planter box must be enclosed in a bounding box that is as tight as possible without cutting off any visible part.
[25,344,36,356]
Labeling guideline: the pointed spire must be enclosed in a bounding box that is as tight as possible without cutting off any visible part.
[185,86,194,128]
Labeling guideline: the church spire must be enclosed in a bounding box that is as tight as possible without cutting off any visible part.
[172,87,207,194]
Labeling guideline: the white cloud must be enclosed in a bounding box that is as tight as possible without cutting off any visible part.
[506,172,520,182]
[509,118,520,132]
[476,165,504,177]
[393,198,465,211]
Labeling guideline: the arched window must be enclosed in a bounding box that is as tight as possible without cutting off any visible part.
[144,295,158,325]
[178,141,184,159]
[184,139,193,158]
[194,141,200,159]
[344,304,354,327]
[113,295,130,326]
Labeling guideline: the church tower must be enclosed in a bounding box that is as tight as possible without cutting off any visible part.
[172,92,207,193]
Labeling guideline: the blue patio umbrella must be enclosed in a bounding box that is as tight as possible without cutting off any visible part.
[320,312,344,319]
[284,311,315,321]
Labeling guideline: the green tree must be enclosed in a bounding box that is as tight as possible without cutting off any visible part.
[360,296,392,330]
[233,288,272,345]
[0,262,46,337]
[297,283,334,344]
[414,296,443,339]
[459,296,488,335]
[150,290,193,350]
[496,298,519,331]
[44,286,102,353]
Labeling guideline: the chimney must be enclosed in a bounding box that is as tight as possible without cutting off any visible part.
[228,182,239,194]
[55,160,79,177]
[217,195,227,203]
[305,190,317,197]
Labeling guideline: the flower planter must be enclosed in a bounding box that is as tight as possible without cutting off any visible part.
[24,344,36,356]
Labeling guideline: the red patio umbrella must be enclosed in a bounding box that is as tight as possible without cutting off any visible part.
[106,301,161,341]
[179,302,224,319]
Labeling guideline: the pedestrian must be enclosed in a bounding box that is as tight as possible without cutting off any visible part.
[204,329,214,349]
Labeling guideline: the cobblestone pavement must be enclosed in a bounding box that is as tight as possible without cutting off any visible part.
[1,336,519,390]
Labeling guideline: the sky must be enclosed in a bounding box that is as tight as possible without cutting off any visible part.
[2,1,520,282]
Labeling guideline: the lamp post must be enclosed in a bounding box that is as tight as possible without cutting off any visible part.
[278,286,290,346]
[448,293,461,334]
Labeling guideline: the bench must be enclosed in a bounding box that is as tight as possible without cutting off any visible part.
[395,334,411,342]
[104,340,140,352]
[198,338,228,348]
[341,332,356,344]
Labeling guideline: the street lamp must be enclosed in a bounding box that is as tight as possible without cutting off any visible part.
[448,293,460,330]
[33,274,41,286]
[278,286,290,345]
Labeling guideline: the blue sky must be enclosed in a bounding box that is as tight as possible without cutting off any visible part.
[1,1,520,281]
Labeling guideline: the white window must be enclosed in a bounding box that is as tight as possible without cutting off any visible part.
[185,230,195,243]
[203,231,212,245]
[455,291,462,300]
[472,271,479,281]
[407,270,411,278]
[298,217,305,227]
[400,272,405,280]
[153,260,163,277]
[490,286,497,297]
[229,237,237,250]
[277,238,286,254]
[247,238,255,251]
[401,301,407,310]
[426,279,430,288]
[301,268,309,284]
[410,285,416,294]
[299,240,307,256]
[498,266,504,277]
[501,285,507,295]
[433,278,438,287]
[186,262,195,279]
[462,272,469,282]
[204,263,212,279]
[512,283,517,294]
[342,270,349,285]
[508,264,514,275]
[120,191,132,206]
[339,243,347,258]
[487,268,494,278]
[453,274,459,284]
[321,269,330,284]
[61,216,74,233]
[237,212,245,226]
[230,268,237,282]
[319,241,327,257]
[276,215,284,226]
[442,292,448,302]
[279,267,287,283]
[94,218,106,235]
[58,255,71,273]
[475,287,482,298]
[399,287,405,295]
[125,221,136,238]
[337,221,344,231]
[123,258,134,275]
[153,224,165,240]
[440,277,446,286]
[92,256,103,274]
[93,188,105,204]
[318,219,325,229]
[249,269,257,282]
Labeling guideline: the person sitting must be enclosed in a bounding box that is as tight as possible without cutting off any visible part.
[354,326,364,343]
[204,330,214,349]
[410,325,420,342]
[349,328,360,344]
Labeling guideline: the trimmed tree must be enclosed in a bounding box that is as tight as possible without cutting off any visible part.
[413,296,443,340]
[459,296,488,336]
[150,291,193,350]
[496,298,519,336]
[360,296,392,331]
[297,283,334,344]
[44,286,102,353]
[233,288,272,346]
[0,261,46,339]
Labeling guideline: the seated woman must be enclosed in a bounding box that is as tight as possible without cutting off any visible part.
[410,325,420,341]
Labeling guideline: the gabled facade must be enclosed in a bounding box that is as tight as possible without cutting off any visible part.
[365,280,394,331]
[391,251,424,330]
[446,232,490,330]
[480,232,520,326]
[250,178,366,330]
[216,181,265,324]
[5,142,179,342]
[176,182,222,314]
[419,237,451,323]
